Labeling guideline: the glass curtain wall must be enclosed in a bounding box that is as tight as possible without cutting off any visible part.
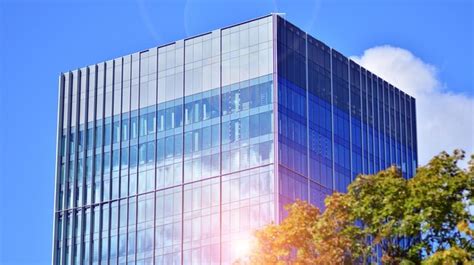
[53,14,417,265]
[53,15,274,265]
[275,15,417,217]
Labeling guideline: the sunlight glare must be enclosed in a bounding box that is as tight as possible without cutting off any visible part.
[232,235,255,262]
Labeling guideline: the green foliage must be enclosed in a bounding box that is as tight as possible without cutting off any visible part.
[247,150,473,264]
[311,192,365,264]
[348,166,413,262]
[421,246,473,265]
[406,150,473,259]
[249,200,320,264]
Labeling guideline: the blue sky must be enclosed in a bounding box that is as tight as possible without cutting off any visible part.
[0,0,472,264]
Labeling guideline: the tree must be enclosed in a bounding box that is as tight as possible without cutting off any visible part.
[347,166,413,264]
[311,192,365,264]
[421,246,472,265]
[405,151,473,260]
[249,200,320,264]
[246,150,473,264]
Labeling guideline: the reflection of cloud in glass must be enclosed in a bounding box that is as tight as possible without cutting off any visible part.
[250,147,259,167]
[231,150,240,172]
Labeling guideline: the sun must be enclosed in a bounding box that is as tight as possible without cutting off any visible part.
[232,235,256,263]
[235,238,251,257]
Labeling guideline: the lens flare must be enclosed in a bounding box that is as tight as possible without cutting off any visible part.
[231,234,256,263]
[235,238,251,258]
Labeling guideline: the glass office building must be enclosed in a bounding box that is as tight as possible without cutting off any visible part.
[52,14,417,265]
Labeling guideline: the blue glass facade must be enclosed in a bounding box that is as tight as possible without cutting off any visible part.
[275,16,417,219]
[52,14,417,265]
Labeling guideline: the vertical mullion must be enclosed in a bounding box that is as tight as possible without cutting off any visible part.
[403,93,409,178]
[412,98,417,172]
[348,61,353,182]
[305,33,310,202]
[330,49,336,192]
[89,65,98,265]
[218,28,224,264]
[271,14,280,224]
[181,41,187,265]
[61,72,72,265]
[152,48,159,265]
[124,55,132,265]
[359,69,364,174]
[374,77,383,171]
[98,62,106,265]
[103,60,115,265]
[78,68,91,265]
[112,58,123,265]
[52,74,65,265]
[69,70,81,265]
[364,71,369,173]
[134,54,141,265]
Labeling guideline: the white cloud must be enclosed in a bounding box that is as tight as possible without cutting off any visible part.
[350,45,474,167]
